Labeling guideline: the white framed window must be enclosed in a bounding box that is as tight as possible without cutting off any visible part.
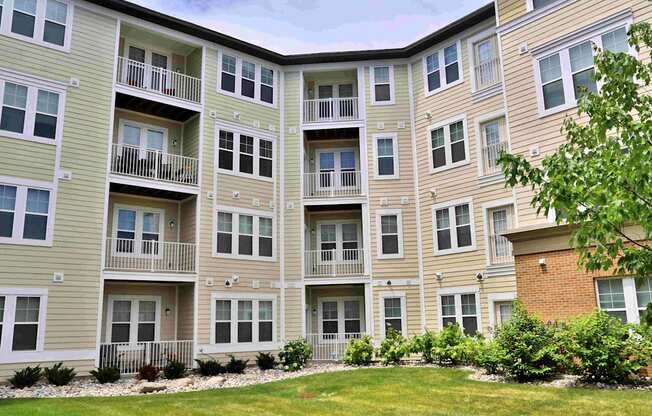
[0,0,73,51]
[432,198,476,255]
[0,288,47,354]
[214,206,275,261]
[438,287,481,335]
[117,119,168,154]
[379,293,406,337]
[485,203,515,265]
[106,295,161,344]
[468,29,501,93]
[0,73,66,145]
[317,297,365,340]
[316,220,362,264]
[217,51,277,107]
[315,148,359,191]
[487,292,516,330]
[527,0,562,11]
[595,277,652,324]
[428,116,469,173]
[370,65,394,105]
[423,41,462,96]
[0,177,54,246]
[216,125,275,181]
[477,115,508,177]
[211,293,277,350]
[111,204,165,258]
[534,20,632,116]
[375,209,404,259]
[372,133,399,179]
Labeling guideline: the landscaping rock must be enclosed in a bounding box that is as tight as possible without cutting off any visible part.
[204,376,225,387]
[168,377,194,388]
[135,382,167,394]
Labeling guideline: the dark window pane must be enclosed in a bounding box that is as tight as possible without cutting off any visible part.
[442,317,457,327]
[259,321,273,342]
[322,321,338,334]
[217,232,232,254]
[221,73,235,93]
[0,212,13,237]
[241,79,255,98]
[606,311,628,323]
[259,237,272,257]
[437,229,452,250]
[445,63,459,83]
[34,114,57,139]
[111,324,130,343]
[345,320,360,333]
[239,154,253,174]
[462,317,478,335]
[238,322,252,342]
[12,12,35,38]
[428,71,441,91]
[375,84,390,101]
[259,158,273,178]
[378,158,394,176]
[12,324,37,351]
[382,235,399,254]
[533,0,556,9]
[215,322,230,343]
[261,84,273,104]
[1,107,26,133]
[238,235,252,255]
[457,225,472,247]
[386,318,402,333]
[451,141,466,163]
[543,79,565,109]
[218,149,233,170]
[137,323,155,342]
[23,214,47,240]
[433,148,446,168]
[43,21,65,46]
[573,68,597,100]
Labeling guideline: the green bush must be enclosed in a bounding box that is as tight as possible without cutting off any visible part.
[343,335,375,366]
[279,338,312,372]
[195,359,225,376]
[378,326,408,366]
[431,324,478,366]
[256,352,276,370]
[137,364,160,382]
[225,355,249,374]
[562,311,652,383]
[472,338,504,375]
[43,362,76,386]
[494,302,562,382]
[9,366,42,389]
[409,330,438,363]
[90,367,121,384]
[163,360,187,380]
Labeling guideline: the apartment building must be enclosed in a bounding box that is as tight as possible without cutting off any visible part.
[0,0,646,379]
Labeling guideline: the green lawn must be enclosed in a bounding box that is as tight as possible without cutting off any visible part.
[1,367,651,416]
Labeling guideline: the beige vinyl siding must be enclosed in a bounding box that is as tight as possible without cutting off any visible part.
[182,114,200,159]
[0,138,56,181]
[498,0,528,25]
[0,4,116,367]
[374,286,422,336]
[0,360,95,380]
[106,194,181,243]
[112,110,183,155]
[179,197,197,243]
[176,283,195,340]
[216,175,275,210]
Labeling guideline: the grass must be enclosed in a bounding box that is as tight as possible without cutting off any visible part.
[1,367,651,416]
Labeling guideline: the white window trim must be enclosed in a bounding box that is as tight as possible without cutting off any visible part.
[372,132,399,180]
[105,295,161,344]
[427,115,470,174]
[117,118,169,155]
[213,205,276,262]
[437,286,482,333]
[369,65,395,106]
[209,292,278,352]
[217,49,278,109]
[375,208,404,259]
[215,122,276,182]
[0,287,48,355]
[421,39,464,97]
[111,204,166,258]
[317,296,365,341]
[0,0,74,52]
[533,15,634,117]
[526,0,567,12]
[379,292,407,338]
[487,292,516,331]
[474,110,511,179]
[316,219,363,264]
[0,69,67,146]
[481,198,517,266]
[466,27,501,94]
[595,277,647,324]
[0,175,55,246]
[431,197,476,256]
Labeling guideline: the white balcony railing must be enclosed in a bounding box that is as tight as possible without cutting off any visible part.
[99,340,194,375]
[104,238,196,273]
[473,57,502,91]
[303,171,362,198]
[111,144,199,186]
[489,235,513,265]
[481,141,508,176]
[304,249,365,278]
[303,97,359,123]
[307,333,363,361]
[116,56,201,104]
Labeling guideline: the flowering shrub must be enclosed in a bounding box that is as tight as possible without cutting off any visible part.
[278,338,312,372]
[343,335,375,366]
[377,327,408,366]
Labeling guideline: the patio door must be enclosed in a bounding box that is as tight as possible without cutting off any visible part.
[114,206,163,257]
[108,297,160,344]
[150,52,169,92]
[317,222,361,263]
[316,149,358,191]
[317,85,333,119]
[318,298,365,341]
[127,46,146,88]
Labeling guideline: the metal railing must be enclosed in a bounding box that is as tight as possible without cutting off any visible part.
[303,171,362,198]
[304,249,365,277]
[303,97,359,123]
[489,234,513,265]
[481,141,508,176]
[98,340,194,375]
[104,238,196,273]
[116,56,201,103]
[111,144,199,186]
[473,57,502,91]
[307,333,363,361]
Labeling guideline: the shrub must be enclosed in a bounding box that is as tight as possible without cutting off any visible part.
[225,355,248,374]
[343,335,375,366]
[256,352,276,370]
[279,338,312,372]
[472,339,504,375]
[378,326,408,366]
[409,330,438,363]
[494,302,562,382]
[137,364,160,382]
[9,366,42,389]
[90,367,121,384]
[195,359,225,376]
[163,360,187,380]
[431,324,478,366]
[562,311,652,383]
[43,362,76,386]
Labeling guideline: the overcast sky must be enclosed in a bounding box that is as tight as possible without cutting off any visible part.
[130,0,492,55]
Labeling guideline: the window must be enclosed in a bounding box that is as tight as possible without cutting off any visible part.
[381,294,406,337]
[535,25,630,114]
[317,222,361,263]
[596,279,628,322]
[487,204,514,264]
[373,134,398,179]
[318,298,364,339]
[215,208,274,260]
[376,210,403,258]
[0,180,53,245]
[424,42,462,94]
[495,301,514,326]
[112,205,164,257]
[428,118,468,172]
[432,199,475,255]
[221,54,236,93]
[212,295,276,347]
[1,0,71,49]
[471,35,500,91]
[216,128,274,180]
[315,149,358,190]
[107,297,160,344]
[117,120,167,156]
[218,52,276,106]
[479,117,507,176]
[439,291,480,335]
[370,65,394,105]
[0,77,64,143]
[0,289,47,354]
[532,0,558,10]
[595,277,652,324]
[241,61,256,99]
[260,67,274,104]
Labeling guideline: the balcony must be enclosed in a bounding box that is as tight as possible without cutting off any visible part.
[104,238,196,274]
[110,144,199,187]
[488,234,513,265]
[303,171,363,199]
[481,141,508,176]
[305,249,366,278]
[306,332,364,361]
[303,97,359,124]
[99,340,193,375]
